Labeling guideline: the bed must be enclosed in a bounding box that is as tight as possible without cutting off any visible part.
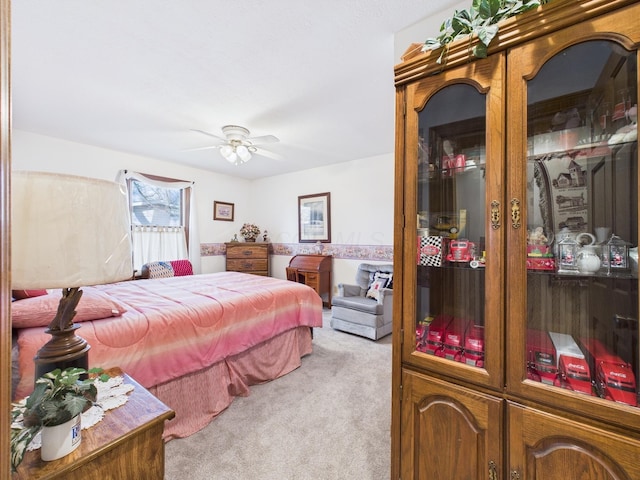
[12,272,323,440]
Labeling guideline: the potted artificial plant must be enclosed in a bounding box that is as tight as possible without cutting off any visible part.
[423,0,552,64]
[10,367,107,472]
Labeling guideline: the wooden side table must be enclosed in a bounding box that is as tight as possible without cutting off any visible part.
[12,373,175,480]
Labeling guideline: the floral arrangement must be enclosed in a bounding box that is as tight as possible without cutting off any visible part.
[240,223,261,239]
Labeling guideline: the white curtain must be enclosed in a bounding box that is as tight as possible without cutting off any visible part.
[131,225,188,272]
[116,170,202,274]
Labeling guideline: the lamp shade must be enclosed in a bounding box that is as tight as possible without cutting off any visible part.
[12,171,133,289]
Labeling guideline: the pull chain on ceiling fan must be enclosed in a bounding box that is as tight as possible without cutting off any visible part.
[190,125,280,165]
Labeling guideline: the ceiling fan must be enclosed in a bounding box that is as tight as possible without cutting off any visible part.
[190,125,280,165]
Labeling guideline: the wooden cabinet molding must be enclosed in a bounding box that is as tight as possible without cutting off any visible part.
[1,0,11,478]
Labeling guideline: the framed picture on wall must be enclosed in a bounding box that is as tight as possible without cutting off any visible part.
[213,201,234,221]
[298,192,331,243]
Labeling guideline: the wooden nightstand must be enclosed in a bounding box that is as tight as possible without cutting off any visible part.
[12,373,175,480]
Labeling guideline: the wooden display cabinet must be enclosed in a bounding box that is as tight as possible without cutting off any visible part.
[392,1,640,478]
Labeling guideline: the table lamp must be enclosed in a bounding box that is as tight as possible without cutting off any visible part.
[11,171,133,380]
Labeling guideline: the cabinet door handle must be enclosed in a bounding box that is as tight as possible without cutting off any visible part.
[510,470,521,480]
[510,198,521,229]
[491,201,500,230]
[489,460,498,480]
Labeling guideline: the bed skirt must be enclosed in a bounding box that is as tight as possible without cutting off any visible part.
[149,326,313,440]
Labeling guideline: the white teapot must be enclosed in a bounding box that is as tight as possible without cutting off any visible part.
[576,232,600,274]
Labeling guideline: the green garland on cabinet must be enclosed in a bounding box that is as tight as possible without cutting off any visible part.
[423,0,553,64]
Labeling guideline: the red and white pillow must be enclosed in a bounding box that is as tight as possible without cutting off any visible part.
[366,271,393,301]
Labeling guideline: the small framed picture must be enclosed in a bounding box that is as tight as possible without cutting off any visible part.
[213,201,234,221]
[298,192,331,243]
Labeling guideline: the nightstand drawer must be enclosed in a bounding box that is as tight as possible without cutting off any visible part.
[226,245,267,259]
[226,258,268,272]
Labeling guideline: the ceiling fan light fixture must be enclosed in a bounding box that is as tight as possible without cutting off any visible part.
[236,145,251,162]
[226,151,239,164]
[220,144,234,158]
[192,124,278,166]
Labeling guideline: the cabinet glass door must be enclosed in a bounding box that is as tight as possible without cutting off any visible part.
[405,54,505,389]
[416,83,487,363]
[525,40,638,408]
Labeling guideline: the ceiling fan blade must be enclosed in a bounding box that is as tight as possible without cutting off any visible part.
[254,147,284,161]
[182,145,220,152]
[190,129,226,144]
[247,134,279,145]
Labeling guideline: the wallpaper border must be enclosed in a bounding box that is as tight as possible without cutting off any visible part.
[200,243,393,261]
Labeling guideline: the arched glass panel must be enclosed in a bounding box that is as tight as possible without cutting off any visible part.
[416,83,487,368]
[526,40,638,406]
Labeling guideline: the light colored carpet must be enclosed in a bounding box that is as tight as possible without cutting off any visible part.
[164,309,392,480]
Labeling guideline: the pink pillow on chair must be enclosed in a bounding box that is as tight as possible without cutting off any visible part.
[170,260,193,276]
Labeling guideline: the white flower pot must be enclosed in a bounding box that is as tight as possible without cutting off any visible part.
[41,415,82,461]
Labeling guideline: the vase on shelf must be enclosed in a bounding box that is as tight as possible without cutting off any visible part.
[244,237,256,242]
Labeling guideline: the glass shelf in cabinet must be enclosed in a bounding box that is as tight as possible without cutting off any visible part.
[526,270,637,280]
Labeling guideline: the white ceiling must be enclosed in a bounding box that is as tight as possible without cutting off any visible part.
[12,1,459,180]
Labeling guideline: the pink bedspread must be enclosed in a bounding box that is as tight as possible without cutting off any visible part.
[14,272,323,400]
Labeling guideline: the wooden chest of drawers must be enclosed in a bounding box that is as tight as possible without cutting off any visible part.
[225,242,270,276]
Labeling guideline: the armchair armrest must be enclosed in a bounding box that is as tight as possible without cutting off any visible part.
[338,283,363,297]
[377,287,393,305]
[380,288,393,322]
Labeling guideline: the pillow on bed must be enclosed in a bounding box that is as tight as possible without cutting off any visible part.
[12,289,49,300]
[11,288,127,329]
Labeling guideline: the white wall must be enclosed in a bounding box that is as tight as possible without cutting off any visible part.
[12,130,394,288]
[394,0,469,62]
[252,153,395,287]
[12,129,252,273]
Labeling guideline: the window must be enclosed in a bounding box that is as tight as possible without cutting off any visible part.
[121,171,196,272]
[129,180,184,227]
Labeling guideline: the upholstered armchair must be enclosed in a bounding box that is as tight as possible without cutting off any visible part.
[330,263,393,340]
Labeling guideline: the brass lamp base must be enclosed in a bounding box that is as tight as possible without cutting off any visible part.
[34,324,90,381]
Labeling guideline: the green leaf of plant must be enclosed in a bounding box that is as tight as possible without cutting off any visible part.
[477,24,499,47]
[488,0,502,17]
[25,381,49,409]
[63,393,90,419]
[10,425,40,472]
[423,38,442,51]
[476,0,492,19]
[451,14,472,35]
[473,43,489,58]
